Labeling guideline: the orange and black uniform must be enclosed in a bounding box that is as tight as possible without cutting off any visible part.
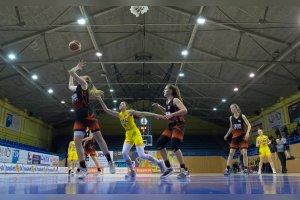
[157,98,185,152]
[72,85,100,133]
[230,114,248,149]
[83,132,97,157]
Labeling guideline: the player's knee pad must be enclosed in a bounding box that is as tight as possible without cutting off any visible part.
[171,138,181,152]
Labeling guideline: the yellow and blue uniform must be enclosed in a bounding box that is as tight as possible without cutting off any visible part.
[68,141,78,161]
[257,135,271,157]
[119,110,144,146]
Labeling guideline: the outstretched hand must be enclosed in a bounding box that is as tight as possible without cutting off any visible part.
[152,103,161,108]
[76,60,86,70]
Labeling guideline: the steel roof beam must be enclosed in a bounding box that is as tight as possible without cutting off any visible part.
[164,7,288,47]
[175,6,205,85]
[1,7,121,49]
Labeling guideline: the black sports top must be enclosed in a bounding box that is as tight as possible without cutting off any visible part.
[231,113,246,137]
[165,98,185,123]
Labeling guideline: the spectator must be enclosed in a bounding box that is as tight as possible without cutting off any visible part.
[276,139,288,173]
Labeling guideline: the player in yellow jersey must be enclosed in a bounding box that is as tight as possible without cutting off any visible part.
[67,140,78,175]
[97,96,166,178]
[256,129,276,175]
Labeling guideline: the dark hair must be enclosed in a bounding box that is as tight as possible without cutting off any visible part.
[166,84,183,101]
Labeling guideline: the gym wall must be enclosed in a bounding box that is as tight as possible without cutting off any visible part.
[0,99,53,150]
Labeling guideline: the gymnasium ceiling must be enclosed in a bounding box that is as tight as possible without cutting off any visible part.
[0,5,300,127]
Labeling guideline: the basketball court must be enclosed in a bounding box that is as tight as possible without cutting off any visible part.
[0,173,299,195]
[1,0,300,200]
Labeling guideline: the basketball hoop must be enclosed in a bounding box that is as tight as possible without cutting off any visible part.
[130,6,149,17]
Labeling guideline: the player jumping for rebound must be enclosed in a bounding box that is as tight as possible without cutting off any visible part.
[224,104,252,175]
[152,84,189,179]
[256,129,276,175]
[68,60,115,178]
[97,96,166,178]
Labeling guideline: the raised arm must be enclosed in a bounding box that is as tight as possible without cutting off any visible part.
[68,61,88,90]
[224,116,233,141]
[97,96,119,118]
[165,98,188,120]
[242,114,252,141]
[128,110,164,119]
[152,103,166,114]
[69,75,76,92]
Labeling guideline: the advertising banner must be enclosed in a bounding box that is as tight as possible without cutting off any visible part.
[47,166,58,173]
[0,145,12,163]
[86,151,113,167]
[131,150,180,173]
[58,167,69,174]
[5,112,21,132]
[0,162,5,173]
[266,109,285,131]
[23,164,35,173]
[34,165,47,173]
[50,155,59,167]
[4,163,22,173]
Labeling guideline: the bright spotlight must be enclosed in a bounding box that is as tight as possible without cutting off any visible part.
[197,17,206,24]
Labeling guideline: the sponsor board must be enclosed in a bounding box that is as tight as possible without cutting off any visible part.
[4,163,22,173]
[0,162,5,173]
[23,164,35,173]
[88,167,105,174]
[0,145,12,163]
[135,167,152,174]
[47,166,57,173]
[34,165,47,173]
[103,167,128,174]
[86,151,113,168]
[58,167,69,174]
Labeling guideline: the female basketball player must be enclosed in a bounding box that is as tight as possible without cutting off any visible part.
[152,84,189,179]
[67,140,78,176]
[68,60,115,178]
[97,96,166,178]
[223,104,252,175]
[256,129,276,175]
[82,128,103,176]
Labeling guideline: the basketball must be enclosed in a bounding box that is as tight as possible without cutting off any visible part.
[68,40,81,52]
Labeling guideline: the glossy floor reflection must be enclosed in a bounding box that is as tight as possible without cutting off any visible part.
[0,174,299,194]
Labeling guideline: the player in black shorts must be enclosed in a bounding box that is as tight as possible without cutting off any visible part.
[152,84,189,179]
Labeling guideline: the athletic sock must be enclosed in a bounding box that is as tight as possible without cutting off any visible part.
[180,163,187,171]
[97,168,101,172]
[77,168,80,172]
[105,153,112,162]
[68,169,71,175]
[79,160,87,169]
[164,160,171,168]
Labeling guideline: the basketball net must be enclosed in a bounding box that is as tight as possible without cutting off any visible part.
[130,6,149,17]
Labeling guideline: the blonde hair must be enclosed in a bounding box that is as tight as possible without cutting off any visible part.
[89,85,104,98]
[230,104,241,113]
